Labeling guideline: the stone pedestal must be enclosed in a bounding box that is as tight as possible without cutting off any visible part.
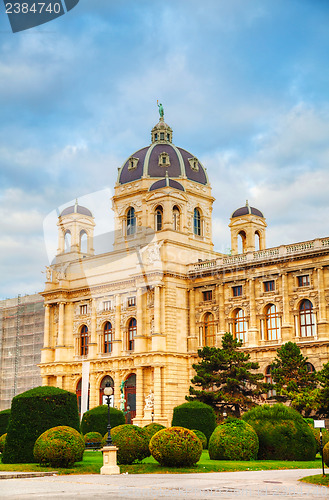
[142,408,154,426]
[100,446,120,475]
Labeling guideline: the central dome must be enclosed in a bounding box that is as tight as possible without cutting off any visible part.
[117,118,209,186]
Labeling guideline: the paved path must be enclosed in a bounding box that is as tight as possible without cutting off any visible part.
[0,469,328,499]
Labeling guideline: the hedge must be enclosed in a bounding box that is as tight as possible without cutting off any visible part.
[34,426,85,468]
[171,401,216,440]
[110,424,149,464]
[208,419,259,460]
[242,404,316,461]
[2,386,80,464]
[81,405,125,436]
[150,426,202,467]
[0,409,11,436]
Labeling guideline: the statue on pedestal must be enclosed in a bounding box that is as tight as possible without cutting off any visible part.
[144,390,154,410]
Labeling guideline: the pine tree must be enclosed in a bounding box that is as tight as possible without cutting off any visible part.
[316,361,329,418]
[270,341,317,416]
[187,332,266,417]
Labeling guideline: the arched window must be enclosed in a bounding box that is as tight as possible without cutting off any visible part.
[173,206,180,231]
[80,230,87,253]
[255,231,261,251]
[126,207,136,236]
[265,366,276,398]
[193,208,201,236]
[306,362,315,373]
[299,299,315,337]
[233,308,247,342]
[265,304,280,341]
[99,375,114,405]
[155,206,163,231]
[64,230,71,252]
[203,312,215,346]
[238,231,246,253]
[128,318,137,351]
[80,325,89,356]
[104,322,113,353]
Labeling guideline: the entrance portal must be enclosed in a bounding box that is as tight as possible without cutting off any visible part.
[124,373,136,423]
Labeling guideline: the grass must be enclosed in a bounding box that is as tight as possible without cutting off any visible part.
[300,474,329,488]
[0,451,325,475]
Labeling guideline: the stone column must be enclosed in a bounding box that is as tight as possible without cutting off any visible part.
[281,272,292,341]
[112,295,122,356]
[217,282,226,342]
[318,267,327,323]
[57,302,65,346]
[113,371,121,409]
[134,367,144,425]
[152,286,165,351]
[43,304,50,347]
[248,279,257,346]
[153,365,162,419]
[135,288,147,352]
[89,299,98,358]
[187,288,197,351]
[56,375,63,389]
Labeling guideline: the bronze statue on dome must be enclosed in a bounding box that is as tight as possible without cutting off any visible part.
[157,100,164,118]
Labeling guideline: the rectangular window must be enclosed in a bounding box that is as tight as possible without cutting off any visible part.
[298,275,310,287]
[202,290,212,301]
[80,305,87,315]
[103,300,111,311]
[264,280,275,292]
[127,296,136,307]
[232,285,242,297]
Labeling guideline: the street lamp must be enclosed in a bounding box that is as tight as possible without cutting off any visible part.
[104,383,113,446]
[223,411,227,420]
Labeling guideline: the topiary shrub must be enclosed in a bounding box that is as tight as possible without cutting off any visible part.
[81,405,125,436]
[242,404,316,461]
[0,409,10,436]
[191,429,207,449]
[2,386,80,464]
[171,401,216,441]
[208,419,258,460]
[83,432,102,445]
[103,424,149,464]
[34,426,85,468]
[0,433,7,453]
[149,426,202,467]
[143,423,166,444]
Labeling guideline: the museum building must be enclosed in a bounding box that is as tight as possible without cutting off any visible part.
[37,115,329,425]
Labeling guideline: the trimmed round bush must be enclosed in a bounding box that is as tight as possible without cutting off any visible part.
[309,427,329,453]
[0,433,7,453]
[34,426,85,468]
[143,423,166,444]
[171,401,216,441]
[149,426,202,467]
[0,409,10,436]
[208,419,258,460]
[105,424,149,464]
[191,429,207,449]
[81,405,125,436]
[2,386,80,464]
[242,404,316,461]
[83,432,102,445]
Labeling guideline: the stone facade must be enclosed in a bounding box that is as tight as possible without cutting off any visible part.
[39,117,329,425]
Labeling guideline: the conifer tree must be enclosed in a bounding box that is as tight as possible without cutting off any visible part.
[315,361,329,418]
[270,341,317,416]
[187,332,266,417]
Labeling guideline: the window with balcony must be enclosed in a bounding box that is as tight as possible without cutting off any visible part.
[202,312,215,347]
[299,299,315,337]
[128,318,137,350]
[265,304,280,341]
[80,325,89,356]
[233,308,247,342]
[104,322,113,354]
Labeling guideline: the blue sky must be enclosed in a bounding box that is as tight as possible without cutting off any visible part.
[0,0,329,298]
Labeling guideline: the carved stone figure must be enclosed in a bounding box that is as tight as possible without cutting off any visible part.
[144,390,154,410]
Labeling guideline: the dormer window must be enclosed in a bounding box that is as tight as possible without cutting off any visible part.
[160,132,164,140]
[158,152,170,168]
[154,133,158,141]
[167,133,170,141]
[188,157,199,172]
[128,157,139,171]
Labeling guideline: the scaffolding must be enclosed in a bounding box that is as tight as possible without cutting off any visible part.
[0,294,44,411]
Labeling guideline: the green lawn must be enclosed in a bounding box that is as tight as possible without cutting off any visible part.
[300,474,329,487]
[0,451,325,475]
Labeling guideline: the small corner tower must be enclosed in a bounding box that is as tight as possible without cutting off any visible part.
[56,200,95,260]
[229,201,267,254]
